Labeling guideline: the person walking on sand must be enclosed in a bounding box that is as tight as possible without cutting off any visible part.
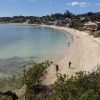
[68,61,72,68]
[68,42,70,46]
[55,65,59,72]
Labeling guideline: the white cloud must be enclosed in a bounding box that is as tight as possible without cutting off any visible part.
[66,2,90,7]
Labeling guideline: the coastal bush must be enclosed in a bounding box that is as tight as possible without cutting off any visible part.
[90,30,100,37]
[45,70,100,100]
[94,31,100,37]
[2,62,100,100]
[22,61,53,99]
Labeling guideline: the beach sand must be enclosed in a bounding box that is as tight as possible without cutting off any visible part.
[42,25,100,85]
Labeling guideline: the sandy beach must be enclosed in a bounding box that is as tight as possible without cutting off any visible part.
[42,25,100,85]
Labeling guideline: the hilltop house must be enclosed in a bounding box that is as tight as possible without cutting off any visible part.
[83,21,100,32]
[54,20,66,26]
[83,21,98,32]
[46,21,55,25]
[96,22,100,30]
[54,18,71,27]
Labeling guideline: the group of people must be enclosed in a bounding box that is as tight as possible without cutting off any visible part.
[55,41,72,72]
[55,61,72,72]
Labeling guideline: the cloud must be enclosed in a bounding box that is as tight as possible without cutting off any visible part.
[66,2,90,7]
[96,3,100,6]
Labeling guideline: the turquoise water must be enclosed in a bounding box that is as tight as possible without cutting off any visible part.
[0,24,71,78]
[0,24,71,60]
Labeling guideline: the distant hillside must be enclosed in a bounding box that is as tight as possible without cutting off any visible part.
[0,11,100,24]
[78,12,100,21]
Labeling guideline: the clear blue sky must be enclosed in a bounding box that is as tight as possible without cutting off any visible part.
[0,0,100,17]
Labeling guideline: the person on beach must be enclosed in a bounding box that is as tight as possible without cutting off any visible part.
[55,65,59,72]
[68,42,70,46]
[68,61,72,68]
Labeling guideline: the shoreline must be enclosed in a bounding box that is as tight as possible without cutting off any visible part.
[0,23,100,85]
[39,25,74,63]
[41,25,100,85]
[0,23,73,64]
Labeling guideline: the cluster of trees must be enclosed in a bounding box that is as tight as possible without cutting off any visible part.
[90,30,100,37]
[78,12,100,22]
[0,10,73,24]
[0,16,40,23]
[0,10,72,24]
[22,61,53,99]
[46,70,100,100]
[1,11,100,33]
[0,10,99,24]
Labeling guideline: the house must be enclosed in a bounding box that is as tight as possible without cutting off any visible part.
[45,21,55,25]
[65,18,71,24]
[83,21,98,32]
[54,18,71,26]
[54,20,66,26]
[96,22,100,30]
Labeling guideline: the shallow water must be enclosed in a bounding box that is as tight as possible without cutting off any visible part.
[0,24,71,78]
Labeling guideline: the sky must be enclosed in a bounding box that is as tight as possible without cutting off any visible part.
[0,0,100,17]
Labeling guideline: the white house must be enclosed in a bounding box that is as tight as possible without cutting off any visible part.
[96,22,100,30]
[83,21,98,31]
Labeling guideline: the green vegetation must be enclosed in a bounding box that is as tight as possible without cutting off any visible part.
[70,20,84,30]
[0,10,100,37]
[44,70,100,100]
[0,10,73,24]
[90,30,100,37]
[0,11,100,24]
[1,61,100,100]
[78,12,100,22]
[24,66,100,100]
[22,61,53,99]
[21,61,100,100]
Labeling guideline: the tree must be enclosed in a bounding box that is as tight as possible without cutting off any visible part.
[22,61,53,99]
[64,10,72,18]
[87,12,94,17]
